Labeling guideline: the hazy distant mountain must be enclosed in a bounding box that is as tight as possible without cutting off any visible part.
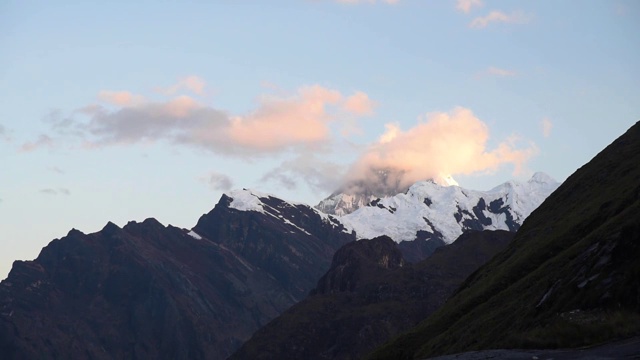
[369,122,640,359]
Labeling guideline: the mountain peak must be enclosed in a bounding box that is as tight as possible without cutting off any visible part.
[528,171,557,185]
[225,188,270,213]
[432,174,459,187]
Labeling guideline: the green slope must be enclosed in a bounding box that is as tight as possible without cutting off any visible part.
[369,121,640,359]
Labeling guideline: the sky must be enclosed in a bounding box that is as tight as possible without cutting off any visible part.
[1,0,638,279]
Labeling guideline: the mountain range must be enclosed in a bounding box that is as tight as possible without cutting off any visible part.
[8,118,639,360]
[0,169,555,359]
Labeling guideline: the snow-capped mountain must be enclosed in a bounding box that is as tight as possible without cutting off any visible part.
[226,172,559,246]
[315,168,408,216]
[316,169,458,216]
[340,172,560,244]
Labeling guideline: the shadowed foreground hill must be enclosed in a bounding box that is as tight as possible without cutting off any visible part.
[370,122,640,359]
[231,231,513,360]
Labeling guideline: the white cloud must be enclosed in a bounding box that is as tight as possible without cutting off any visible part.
[469,10,531,29]
[485,66,517,77]
[456,0,483,13]
[346,107,538,190]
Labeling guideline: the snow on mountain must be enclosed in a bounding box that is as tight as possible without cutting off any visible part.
[340,172,560,244]
[315,192,379,217]
[315,168,409,216]
[223,172,559,245]
[315,172,460,216]
[226,188,352,234]
[433,174,459,187]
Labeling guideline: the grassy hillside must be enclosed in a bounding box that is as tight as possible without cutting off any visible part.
[369,121,640,359]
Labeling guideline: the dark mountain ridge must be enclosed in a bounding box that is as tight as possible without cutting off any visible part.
[0,193,354,359]
[231,230,514,360]
[369,121,640,359]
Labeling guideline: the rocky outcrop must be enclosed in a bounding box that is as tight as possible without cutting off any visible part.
[230,230,514,360]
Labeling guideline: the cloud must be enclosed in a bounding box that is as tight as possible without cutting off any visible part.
[47,166,65,174]
[206,172,233,191]
[456,0,483,13]
[0,124,12,142]
[342,91,375,116]
[39,188,71,196]
[222,85,342,151]
[542,118,553,138]
[485,66,517,77]
[345,107,538,190]
[261,154,345,193]
[158,75,207,96]
[334,0,399,4]
[20,134,54,152]
[469,10,531,28]
[98,91,146,107]
[46,84,372,156]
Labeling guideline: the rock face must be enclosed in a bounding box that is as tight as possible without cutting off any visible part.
[230,230,514,360]
[370,122,640,359]
[0,192,354,360]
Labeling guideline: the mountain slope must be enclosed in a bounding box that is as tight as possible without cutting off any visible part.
[231,230,513,360]
[0,191,353,359]
[369,122,640,359]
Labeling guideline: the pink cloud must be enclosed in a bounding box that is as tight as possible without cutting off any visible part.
[50,84,374,155]
[456,0,483,13]
[20,134,54,152]
[469,10,531,28]
[343,91,375,116]
[161,95,201,118]
[346,107,538,189]
[159,75,207,96]
[98,91,145,107]
[224,86,342,150]
[485,66,517,77]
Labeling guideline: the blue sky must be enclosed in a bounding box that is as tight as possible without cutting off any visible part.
[1,0,638,279]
